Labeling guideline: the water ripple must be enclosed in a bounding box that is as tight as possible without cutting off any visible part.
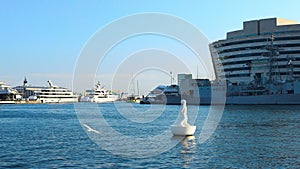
[0,104,299,168]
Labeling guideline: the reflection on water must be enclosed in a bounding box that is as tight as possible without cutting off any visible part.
[180,136,197,168]
[1,104,300,168]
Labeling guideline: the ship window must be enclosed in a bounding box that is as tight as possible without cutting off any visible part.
[224,67,250,72]
[287,90,294,94]
[218,35,300,47]
[225,73,250,78]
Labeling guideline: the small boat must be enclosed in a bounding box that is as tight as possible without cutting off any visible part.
[126,95,140,103]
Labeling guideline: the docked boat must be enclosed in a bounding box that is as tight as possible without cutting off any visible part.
[34,81,78,103]
[80,82,119,103]
[0,81,22,103]
[125,95,140,103]
[125,80,140,103]
[14,79,78,103]
[140,85,181,105]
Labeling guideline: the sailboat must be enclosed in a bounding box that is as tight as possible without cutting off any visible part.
[126,80,140,103]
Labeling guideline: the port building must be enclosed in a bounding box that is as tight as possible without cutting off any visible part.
[210,18,300,85]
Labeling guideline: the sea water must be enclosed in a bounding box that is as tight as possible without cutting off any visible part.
[1,103,300,168]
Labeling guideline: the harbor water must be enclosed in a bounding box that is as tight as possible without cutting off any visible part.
[1,103,300,168]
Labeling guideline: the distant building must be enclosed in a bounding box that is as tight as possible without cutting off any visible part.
[14,78,41,98]
[177,73,211,98]
[210,18,300,84]
[177,74,192,87]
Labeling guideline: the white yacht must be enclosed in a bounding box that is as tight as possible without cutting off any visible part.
[80,82,119,103]
[14,79,78,103]
[0,81,22,103]
[33,81,78,103]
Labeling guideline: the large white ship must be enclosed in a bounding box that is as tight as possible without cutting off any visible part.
[14,79,78,103]
[33,80,78,103]
[80,82,119,103]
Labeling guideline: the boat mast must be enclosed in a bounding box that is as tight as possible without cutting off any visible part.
[170,71,173,84]
[136,80,140,97]
[266,34,280,83]
[196,65,199,79]
[131,75,135,96]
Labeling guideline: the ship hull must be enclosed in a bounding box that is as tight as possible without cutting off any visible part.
[140,94,300,105]
[225,94,300,105]
[80,95,119,103]
[39,97,78,103]
[189,94,300,105]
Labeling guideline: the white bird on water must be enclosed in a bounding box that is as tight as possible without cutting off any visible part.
[83,124,101,134]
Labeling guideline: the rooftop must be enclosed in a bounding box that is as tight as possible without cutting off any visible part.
[226,17,300,40]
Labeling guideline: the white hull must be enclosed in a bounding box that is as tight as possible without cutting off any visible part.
[39,97,78,103]
[80,96,90,102]
[81,82,119,103]
[0,101,16,104]
[80,95,119,103]
[92,97,118,103]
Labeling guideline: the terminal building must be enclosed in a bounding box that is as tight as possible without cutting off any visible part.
[210,18,300,85]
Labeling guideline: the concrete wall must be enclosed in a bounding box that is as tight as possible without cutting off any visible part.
[226,18,300,39]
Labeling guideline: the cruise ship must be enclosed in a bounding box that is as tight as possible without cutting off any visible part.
[80,82,119,103]
[14,78,78,103]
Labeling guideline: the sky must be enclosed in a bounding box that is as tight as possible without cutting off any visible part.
[1,0,300,94]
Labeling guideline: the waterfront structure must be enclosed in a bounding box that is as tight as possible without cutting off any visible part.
[208,18,300,104]
[210,18,300,84]
[177,74,192,88]
[141,18,300,105]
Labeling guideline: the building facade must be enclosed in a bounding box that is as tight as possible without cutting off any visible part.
[210,18,300,85]
[177,74,193,87]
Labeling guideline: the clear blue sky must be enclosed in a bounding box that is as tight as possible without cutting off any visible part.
[1,0,300,93]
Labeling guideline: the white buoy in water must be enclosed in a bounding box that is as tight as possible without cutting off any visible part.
[171,99,196,136]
